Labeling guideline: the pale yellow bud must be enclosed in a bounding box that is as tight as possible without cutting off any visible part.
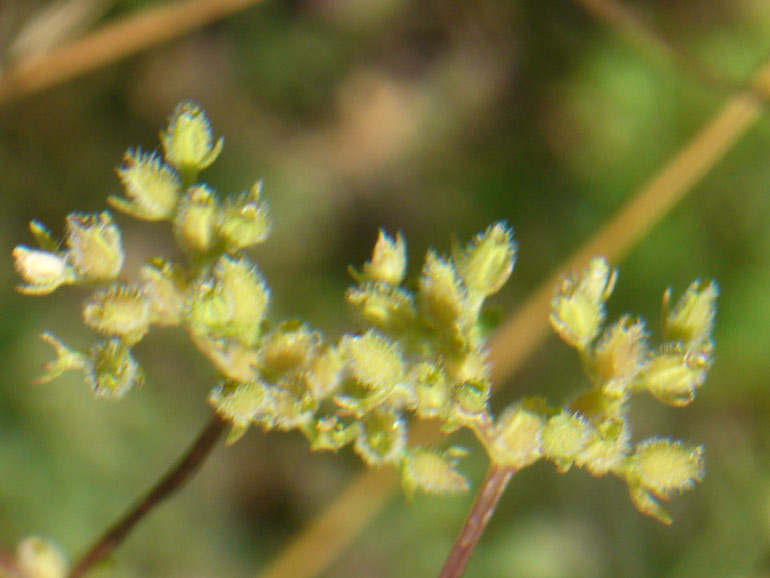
[639,343,711,406]
[173,185,220,254]
[259,321,319,378]
[593,316,647,395]
[140,259,186,326]
[305,345,345,400]
[86,339,144,398]
[346,281,416,333]
[401,448,469,500]
[663,280,718,346]
[629,438,704,498]
[17,537,67,578]
[65,212,124,281]
[208,380,274,444]
[419,250,466,334]
[353,409,406,466]
[188,256,270,347]
[411,362,451,419]
[160,101,223,176]
[550,258,616,351]
[575,417,630,476]
[13,246,74,295]
[541,411,593,472]
[218,181,271,252]
[454,222,516,299]
[489,402,545,469]
[82,284,151,344]
[342,329,405,391]
[362,229,407,285]
[111,149,181,220]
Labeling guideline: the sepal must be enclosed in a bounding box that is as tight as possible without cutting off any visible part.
[33,333,87,384]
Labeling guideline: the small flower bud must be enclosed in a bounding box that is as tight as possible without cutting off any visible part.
[305,345,345,400]
[639,343,711,406]
[452,379,491,423]
[346,281,416,333]
[362,230,407,285]
[401,448,469,500]
[140,259,186,325]
[218,181,271,252]
[342,329,405,392]
[271,382,318,431]
[259,321,319,379]
[353,409,406,466]
[17,537,68,578]
[663,280,718,346]
[13,246,74,295]
[575,417,630,476]
[65,212,124,281]
[160,101,223,177]
[82,284,151,345]
[629,438,704,498]
[592,316,647,395]
[188,256,270,347]
[110,149,181,220]
[541,411,593,472]
[412,363,451,419]
[419,251,467,335]
[208,380,274,444]
[86,339,144,398]
[550,257,616,351]
[173,185,220,254]
[489,401,545,469]
[453,222,516,299]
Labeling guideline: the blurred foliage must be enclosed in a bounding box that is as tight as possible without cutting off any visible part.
[1,0,770,577]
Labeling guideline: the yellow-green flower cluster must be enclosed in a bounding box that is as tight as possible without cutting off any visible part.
[12,101,716,522]
[547,259,715,523]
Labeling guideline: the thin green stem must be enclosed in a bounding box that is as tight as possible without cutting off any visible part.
[67,413,227,578]
[438,463,515,578]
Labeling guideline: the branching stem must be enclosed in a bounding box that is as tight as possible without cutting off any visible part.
[438,463,515,578]
[67,413,227,578]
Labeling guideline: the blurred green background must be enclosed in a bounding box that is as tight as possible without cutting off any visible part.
[1,0,770,577]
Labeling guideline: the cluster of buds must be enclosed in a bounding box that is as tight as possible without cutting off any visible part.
[12,102,716,528]
[546,259,717,523]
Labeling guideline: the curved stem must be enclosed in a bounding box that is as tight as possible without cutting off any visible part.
[438,463,515,578]
[67,413,227,578]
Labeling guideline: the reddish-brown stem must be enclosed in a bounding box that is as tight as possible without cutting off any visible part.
[0,546,21,578]
[67,413,227,578]
[438,463,515,578]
